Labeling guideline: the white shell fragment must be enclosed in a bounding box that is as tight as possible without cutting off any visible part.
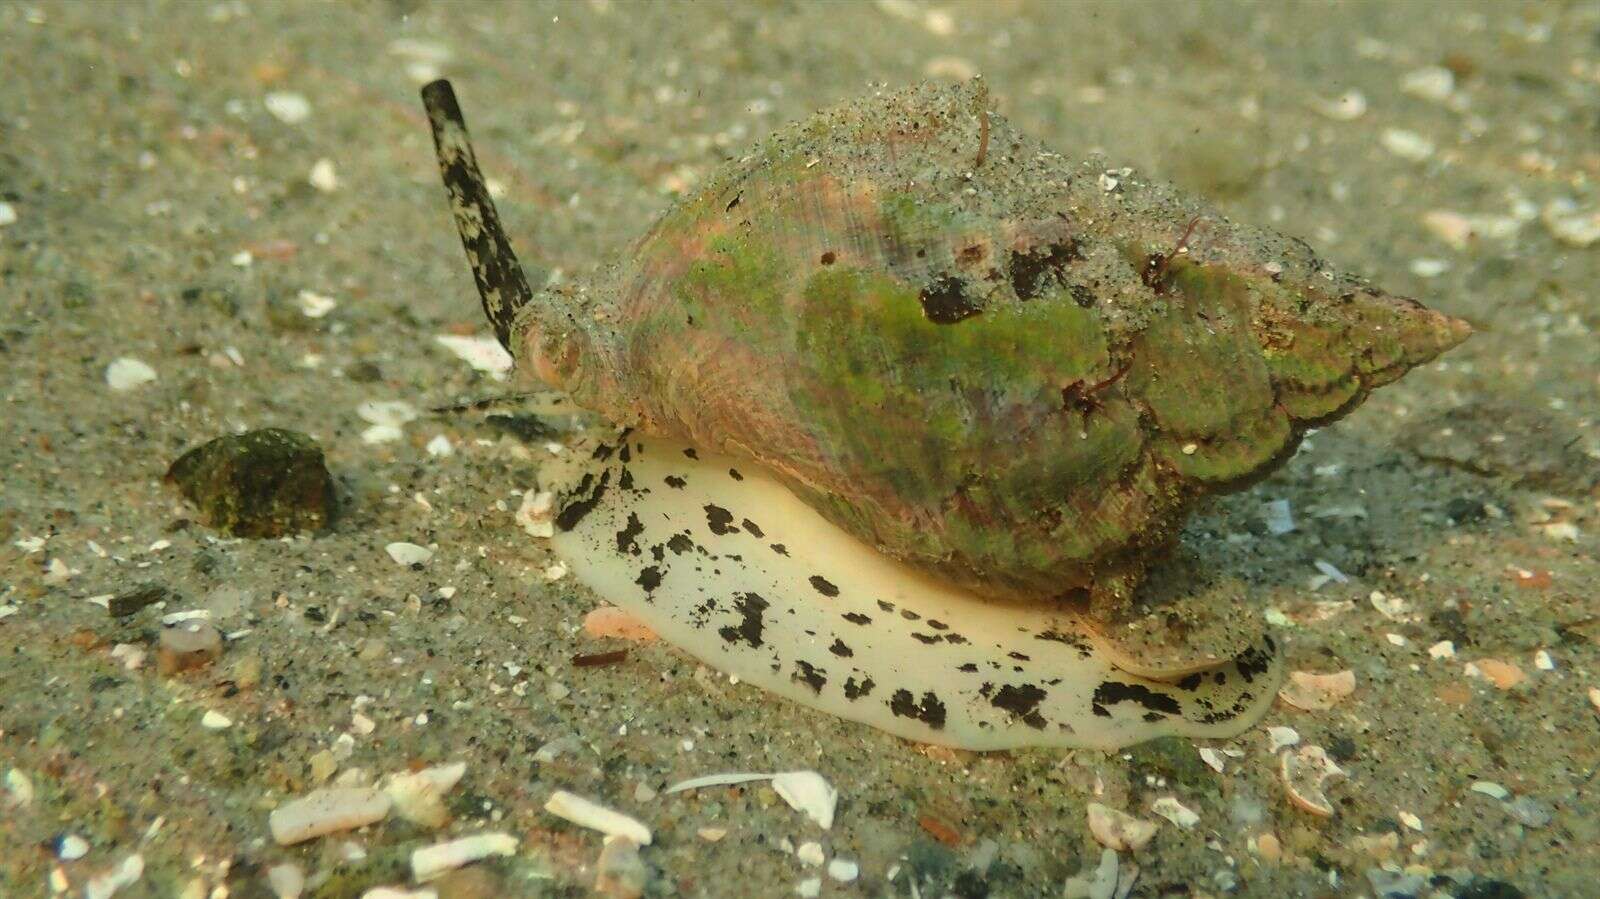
[1470,781,1510,800]
[516,491,556,539]
[200,710,233,730]
[595,835,648,897]
[295,290,338,318]
[435,334,514,379]
[1086,803,1159,852]
[1542,197,1600,247]
[382,761,467,829]
[1380,128,1436,162]
[771,771,838,830]
[269,787,393,845]
[663,772,773,794]
[548,436,1283,751]
[1265,725,1301,753]
[105,357,157,392]
[385,542,433,567]
[1149,797,1199,829]
[0,201,15,226]
[410,832,518,881]
[84,854,144,899]
[1280,745,1345,818]
[264,91,311,124]
[543,790,653,845]
[358,400,419,444]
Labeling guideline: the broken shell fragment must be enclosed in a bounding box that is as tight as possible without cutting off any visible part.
[1277,669,1356,711]
[411,832,518,882]
[1470,658,1526,690]
[543,791,652,845]
[268,787,392,845]
[1086,802,1159,852]
[1280,745,1345,817]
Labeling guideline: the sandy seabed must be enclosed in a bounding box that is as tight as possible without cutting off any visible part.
[2,2,1597,897]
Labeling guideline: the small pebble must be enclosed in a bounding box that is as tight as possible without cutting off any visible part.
[1381,128,1435,162]
[796,841,825,866]
[594,835,647,898]
[0,201,16,226]
[308,158,339,192]
[1313,90,1367,120]
[826,858,859,882]
[158,619,223,675]
[166,429,334,537]
[1542,198,1600,247]
[56,834,90,861]
[385,542,433,567]
[1401,66,1455,102]
[265,863,305,899]
[1506,796,1552,828]
[793,878,822,899]
[201,710,233,730]
[1409,258,1451,278]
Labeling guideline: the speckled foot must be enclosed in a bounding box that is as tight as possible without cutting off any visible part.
[1084,549,1269,681]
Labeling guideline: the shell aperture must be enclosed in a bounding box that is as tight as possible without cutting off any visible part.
[550,435,1282,750]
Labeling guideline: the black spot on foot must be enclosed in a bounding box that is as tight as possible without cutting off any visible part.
[808,575,839,597]
[889,689,947,729]
[792,660,827,693]
[990,683,1048,729]
[716,592,769,648]
[635,566,662,594]
[704,504,739,535]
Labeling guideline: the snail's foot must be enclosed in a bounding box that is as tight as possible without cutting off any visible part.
[1083,549,1269,682]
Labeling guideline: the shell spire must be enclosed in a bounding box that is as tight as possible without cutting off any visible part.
[420,79,534,352]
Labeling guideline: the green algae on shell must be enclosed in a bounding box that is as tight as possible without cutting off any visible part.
[421,78,1468,748]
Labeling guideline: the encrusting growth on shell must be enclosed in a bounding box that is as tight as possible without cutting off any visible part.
[421,79,1469,749]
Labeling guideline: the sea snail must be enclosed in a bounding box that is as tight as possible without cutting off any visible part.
[421,79,1469,750]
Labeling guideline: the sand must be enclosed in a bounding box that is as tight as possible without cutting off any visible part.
[2,1,1596,896]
